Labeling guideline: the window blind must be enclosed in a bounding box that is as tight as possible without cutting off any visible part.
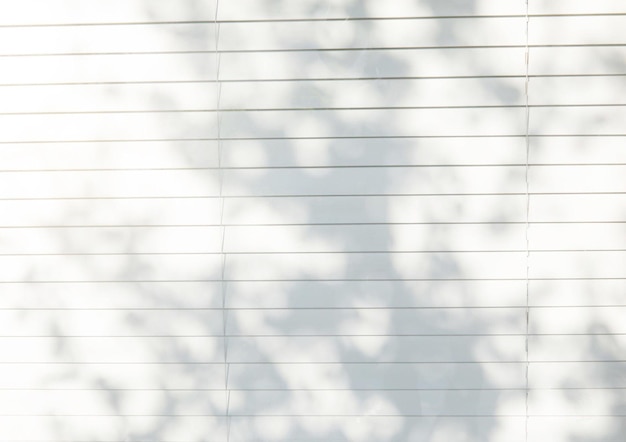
[0,0,624,440]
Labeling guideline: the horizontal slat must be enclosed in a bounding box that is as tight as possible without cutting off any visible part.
[530,194,626,222]
[0,389,524,416]
[226,252,527,280]
[223,167,526,196]
[529,417,625,442]
[530,362,626,388]
[0,363,225,390]
[530,224,626,250]
[531,136,626,164]
[0,255,222,282]
[530,389,626,416]
[530,165,626,193]
[0,24,217,55]
[530,251,626,279]
[530,47,626,75]
[0,195,528,228]
[0,224,526,254]
[219,48,527,80]
[0,167,526,199]
[226,308,525,336]
[0,280,527,309]
[227,336,526,363]
[529,335,626,361]
[220,78,525,109]
[0,362,526,390]
[0,198,223,226]
[530,76,626,105]
[0,362,626,391]
[230,390,525,416]
[0,309,527,337]
[0,390,225,415]
[227,280,527,308]
[218,0,527,20]
[530,107,626,135]
[218,109,525,138]
[0,112,216,142]
[222,137,527,167]
[229,362,526,390]
[0,135,626,170]
[0,336,525,363]
[10,416,615,442]
[223,224,526,252]
[0,48,527,84]
[0,15,624,56]
[0,337,222,363]
[217,18,526,51]
[0,310,223,336]
[0,416,224,442]
[0,281,222,309]
[530,0,625,15]
[0,226,224,254]
[0,252,526,282]
[235,416,609,442]
[0,195,527,225]
[0,53,218,83]
[0,78,525,113]
[530,16,626,45]
[5,415,618,442]
[0,83,218,114]
[0,170,220,199]
[529,280,626,306]
[0,141,217,170]
[0,19,526,55]
[225,195,527,224]
[0,0,528,26]
[0,0,217,26]
[530,307,626,334]
[0,137,527,170]
[0,416,525,442]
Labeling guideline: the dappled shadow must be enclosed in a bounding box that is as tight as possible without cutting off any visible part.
[0,0,624,441]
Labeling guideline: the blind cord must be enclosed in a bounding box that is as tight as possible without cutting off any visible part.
[213,0,232,440]
[524,1,531,441]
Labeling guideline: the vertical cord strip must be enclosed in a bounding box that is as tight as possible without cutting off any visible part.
[524,0,531,441]
[213,1,231,440]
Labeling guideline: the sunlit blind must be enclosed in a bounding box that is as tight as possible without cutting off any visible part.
[0,0,624,440]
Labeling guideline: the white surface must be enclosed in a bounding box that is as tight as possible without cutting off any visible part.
[1,0,624,441]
